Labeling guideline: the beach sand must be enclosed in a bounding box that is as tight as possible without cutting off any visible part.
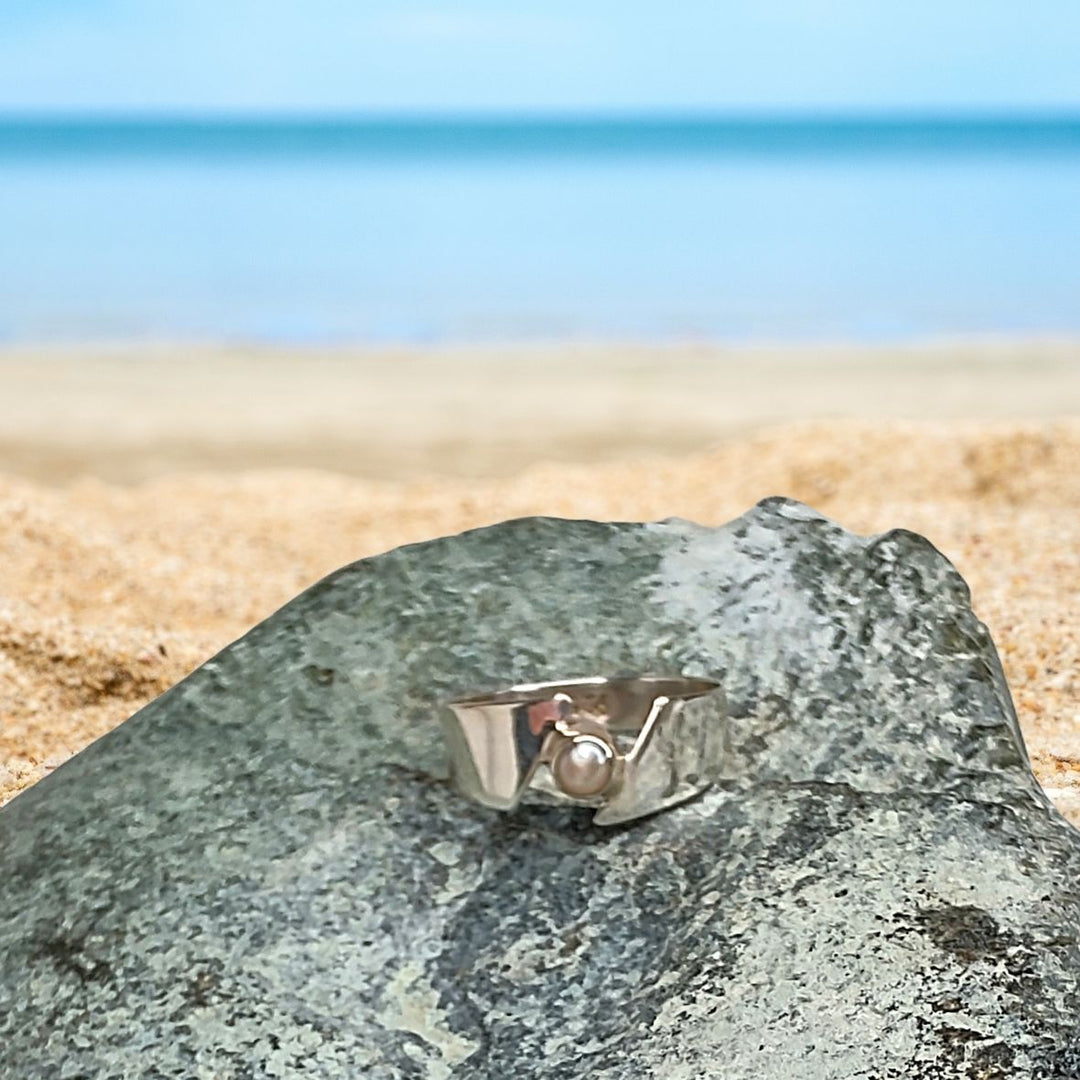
[1,342,1078,822]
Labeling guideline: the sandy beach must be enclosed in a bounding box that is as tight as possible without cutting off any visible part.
[1,341,1078,822]
[3,339,1080,482]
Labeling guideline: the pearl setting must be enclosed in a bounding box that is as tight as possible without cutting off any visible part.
[551,734,616,798]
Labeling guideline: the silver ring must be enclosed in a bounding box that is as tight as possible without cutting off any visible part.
[442,675,725,825]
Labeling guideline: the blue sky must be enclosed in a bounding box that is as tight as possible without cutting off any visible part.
[1,1,1079,114]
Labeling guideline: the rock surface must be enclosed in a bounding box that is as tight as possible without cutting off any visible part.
[1,498,1078,1079]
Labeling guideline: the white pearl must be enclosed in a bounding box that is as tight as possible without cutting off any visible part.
[552,736,615,797]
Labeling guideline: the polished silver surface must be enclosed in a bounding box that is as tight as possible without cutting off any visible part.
[443,675,725,825]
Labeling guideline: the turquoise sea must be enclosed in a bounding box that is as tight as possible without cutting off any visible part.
[1,115,1079,343]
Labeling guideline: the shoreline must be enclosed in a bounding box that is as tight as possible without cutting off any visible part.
[1,338,1079,485]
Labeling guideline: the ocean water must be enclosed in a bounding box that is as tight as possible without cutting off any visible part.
[1,115,1079,343]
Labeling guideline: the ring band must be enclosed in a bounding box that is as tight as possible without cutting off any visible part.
[442,675,725,825]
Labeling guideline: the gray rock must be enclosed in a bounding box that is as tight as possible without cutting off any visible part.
[1,497,1078,1079]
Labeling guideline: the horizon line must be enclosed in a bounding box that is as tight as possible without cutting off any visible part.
[3,109,1078,161]
[2,107,1080,124]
